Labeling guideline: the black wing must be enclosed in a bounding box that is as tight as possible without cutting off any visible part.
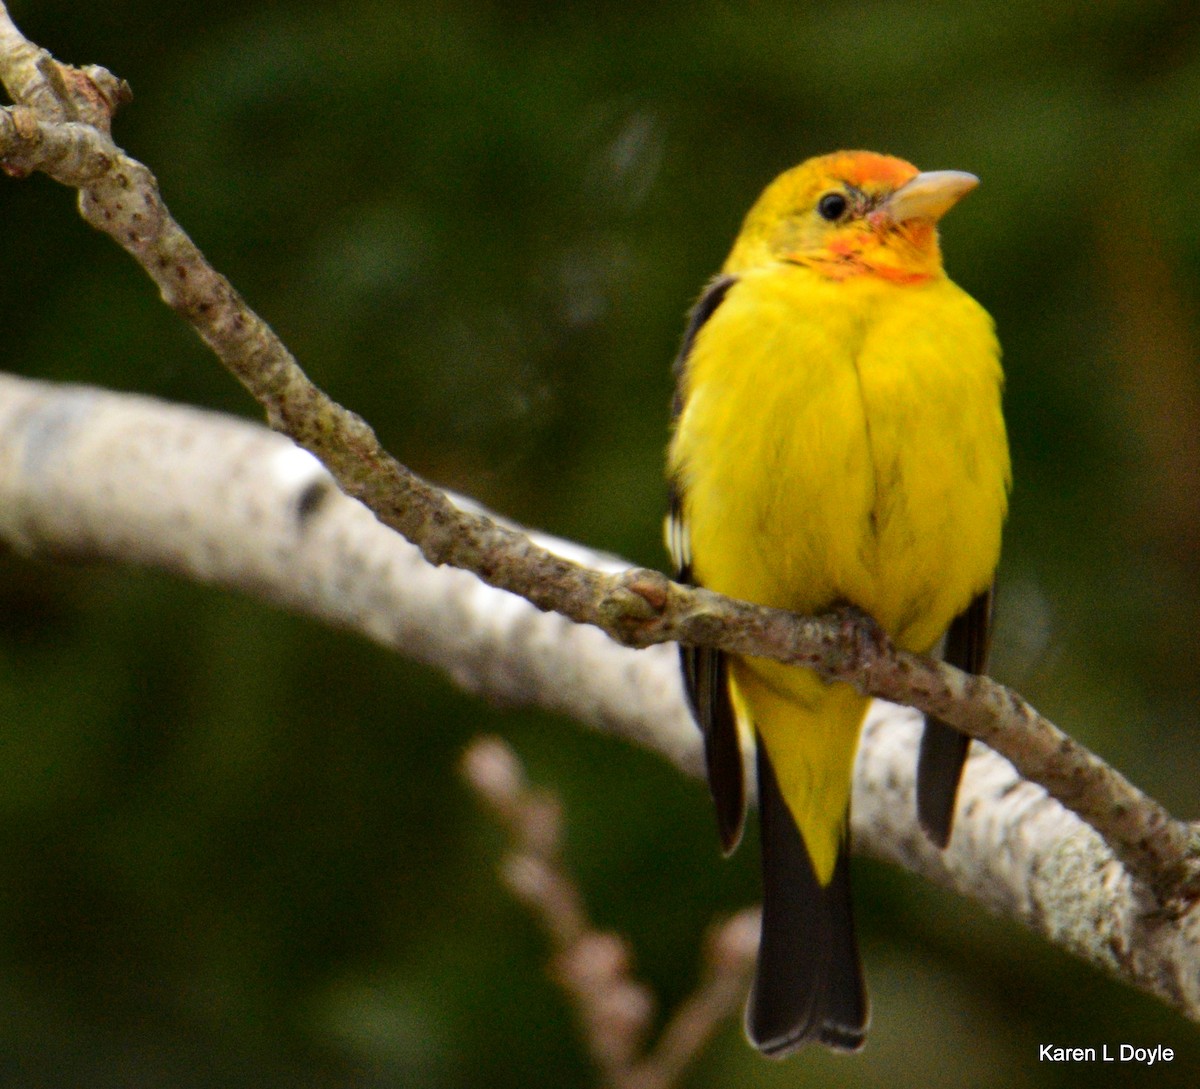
[916,586,994,847]
[668,274,745,853]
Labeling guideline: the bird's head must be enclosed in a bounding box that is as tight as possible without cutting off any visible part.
[722,150,978,284]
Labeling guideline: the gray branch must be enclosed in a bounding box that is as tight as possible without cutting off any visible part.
[1,371,1198,1022]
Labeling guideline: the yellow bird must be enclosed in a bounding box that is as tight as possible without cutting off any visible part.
[666,151,1010,1054]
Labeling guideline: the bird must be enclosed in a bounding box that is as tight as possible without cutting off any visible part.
[665,150,1010,1055]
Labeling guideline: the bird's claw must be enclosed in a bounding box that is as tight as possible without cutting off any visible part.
[832,604,891,669]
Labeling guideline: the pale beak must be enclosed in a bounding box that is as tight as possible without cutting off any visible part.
[879,169,979,225]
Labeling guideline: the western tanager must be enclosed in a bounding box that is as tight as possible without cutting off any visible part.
[666,150,1010,1054]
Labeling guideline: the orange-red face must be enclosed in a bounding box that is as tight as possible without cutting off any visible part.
[722,151,977,283]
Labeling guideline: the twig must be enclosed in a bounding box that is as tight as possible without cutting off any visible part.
[0,6,1195,907]
[635,910,759,1089]
[462,737,755,1089]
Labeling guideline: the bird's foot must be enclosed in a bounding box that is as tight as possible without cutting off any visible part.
[831,603,892,671]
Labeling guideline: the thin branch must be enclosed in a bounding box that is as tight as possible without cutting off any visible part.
[0,3,1193,909]
[2,373,1200,1023]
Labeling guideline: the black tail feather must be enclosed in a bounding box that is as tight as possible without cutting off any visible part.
[745,740,868,1056]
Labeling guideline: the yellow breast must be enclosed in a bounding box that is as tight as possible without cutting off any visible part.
[668,264,1009,654]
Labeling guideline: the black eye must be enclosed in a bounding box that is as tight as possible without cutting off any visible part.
[817,192,848,221]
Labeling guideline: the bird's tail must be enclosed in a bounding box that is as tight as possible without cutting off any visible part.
[746,739,867,1054]
[730,664,869,1055]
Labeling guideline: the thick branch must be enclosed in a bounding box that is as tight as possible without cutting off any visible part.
[0,372,701,777]
[1,372,1199,1022]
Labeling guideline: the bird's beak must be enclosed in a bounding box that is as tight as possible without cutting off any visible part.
[878,170,979,225]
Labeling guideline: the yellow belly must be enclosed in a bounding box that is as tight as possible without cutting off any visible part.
[669,263,1009,879]
[671,264,1008,650]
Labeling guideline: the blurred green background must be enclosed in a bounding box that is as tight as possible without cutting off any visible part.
[2,0,1199,1084]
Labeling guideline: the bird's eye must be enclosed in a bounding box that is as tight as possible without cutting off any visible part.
[816,192,849,221]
